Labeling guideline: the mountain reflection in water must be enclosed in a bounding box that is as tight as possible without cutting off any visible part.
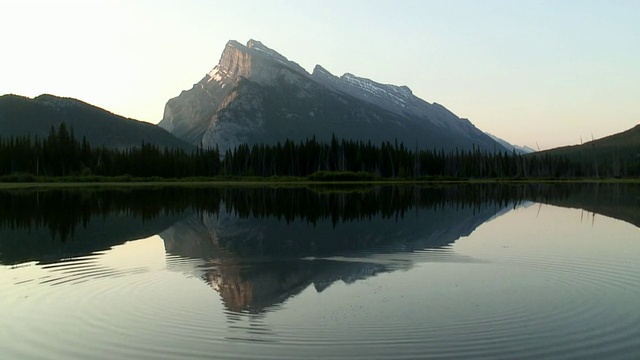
[160,198,505,314]
[0,183,638,315]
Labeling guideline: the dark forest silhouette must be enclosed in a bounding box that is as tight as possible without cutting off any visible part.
[0,123,637,180]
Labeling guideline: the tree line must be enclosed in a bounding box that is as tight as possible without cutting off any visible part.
[0,123,635,180]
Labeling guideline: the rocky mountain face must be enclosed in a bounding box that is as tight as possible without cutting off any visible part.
[160,39,506,153]
[0,94,194,150]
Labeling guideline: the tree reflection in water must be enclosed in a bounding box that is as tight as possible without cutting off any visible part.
[0,183,637,313]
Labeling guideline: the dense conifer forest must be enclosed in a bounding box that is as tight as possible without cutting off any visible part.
[0,124,637,180]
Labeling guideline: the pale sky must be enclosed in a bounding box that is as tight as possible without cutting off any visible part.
[1,0,638,150]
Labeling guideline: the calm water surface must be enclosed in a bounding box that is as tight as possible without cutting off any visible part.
[0,184,639,359]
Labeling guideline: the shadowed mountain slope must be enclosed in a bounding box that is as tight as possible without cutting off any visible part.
[0,94,194,150]
[536,124,640,176]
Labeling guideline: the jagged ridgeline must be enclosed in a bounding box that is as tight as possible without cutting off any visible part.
[0,184,578,265]
[159,39,507,154]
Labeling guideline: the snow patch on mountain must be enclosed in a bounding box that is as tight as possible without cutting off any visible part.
[341,73,412,107]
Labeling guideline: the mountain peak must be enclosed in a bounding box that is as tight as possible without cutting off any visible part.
[160,39,505,153]
[209,39,308,86]
[312,65,333,77]
[246,39,267,51]
[246,39,291,64]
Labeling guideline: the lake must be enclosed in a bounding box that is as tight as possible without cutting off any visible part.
[1,183,639,359]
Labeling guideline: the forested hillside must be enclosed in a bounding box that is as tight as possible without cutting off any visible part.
[0,94,193,151]
[536,125,640,177]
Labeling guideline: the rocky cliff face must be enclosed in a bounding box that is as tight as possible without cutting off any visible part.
[159,39,505,153]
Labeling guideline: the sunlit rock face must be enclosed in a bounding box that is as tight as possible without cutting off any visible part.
[159,39,505,154]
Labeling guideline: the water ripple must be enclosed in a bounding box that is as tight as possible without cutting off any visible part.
[3,235,640,359]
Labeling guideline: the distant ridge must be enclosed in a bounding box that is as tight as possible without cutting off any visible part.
[537,124,640,175]
[0,94,194,151]
[539,124,639,155]
[485,133,535,154]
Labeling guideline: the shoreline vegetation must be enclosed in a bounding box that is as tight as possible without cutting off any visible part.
[1,123,638,187]
[0,171,638,190]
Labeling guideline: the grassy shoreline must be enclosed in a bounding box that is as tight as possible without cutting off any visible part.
[0,176,638,189]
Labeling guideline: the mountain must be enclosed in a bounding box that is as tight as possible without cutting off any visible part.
[537,124,640,175]
[159,39,506,153]
[540,124,639,156]
[0,94,194,150]
[485,133,536,154]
